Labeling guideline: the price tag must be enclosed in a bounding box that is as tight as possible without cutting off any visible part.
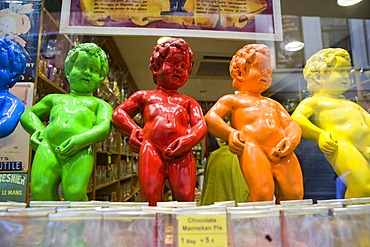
[178,214,228,247]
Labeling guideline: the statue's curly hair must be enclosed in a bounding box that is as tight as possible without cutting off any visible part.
[64,43,109,80]
[0,36,26,88]
[303,48,351,94]
[229,44,270,79]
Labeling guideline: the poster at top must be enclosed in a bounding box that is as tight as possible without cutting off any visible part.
[60,0,282,41]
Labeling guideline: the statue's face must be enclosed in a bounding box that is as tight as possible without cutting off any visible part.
[156,47,191,90]
[320,56,351,95]
[236,52,272,94]
[67,51,103,94]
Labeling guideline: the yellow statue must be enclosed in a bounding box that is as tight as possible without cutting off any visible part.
[292,48,370,199]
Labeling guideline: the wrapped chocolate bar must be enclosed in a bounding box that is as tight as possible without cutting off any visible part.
[0,209,52,246]
[281,206,331,246]
[108,201,149,208]
[143,206,178,247]
[0,202,27,209]
[44,212,102,247]
[237,200,275,208]
[102,211,156,247]
[331,206,370,246]
[227,208,281,247]
[29,200,71,208]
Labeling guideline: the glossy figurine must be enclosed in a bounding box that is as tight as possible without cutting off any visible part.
[292,48,370,198]
[205,44,303,203]
[112,38,207,206]
[20,43,112,201]
[0,37,26,139]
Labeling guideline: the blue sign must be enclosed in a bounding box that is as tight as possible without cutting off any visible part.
[0,162,23,171]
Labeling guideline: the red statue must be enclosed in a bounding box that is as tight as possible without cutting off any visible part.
[112,38,207,206]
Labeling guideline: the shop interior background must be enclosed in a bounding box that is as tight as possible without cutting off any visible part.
[32,0,370,202]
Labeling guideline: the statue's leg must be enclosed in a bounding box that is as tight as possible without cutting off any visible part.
[274,153,304,203]
[62,148,94,201]
[139,139,166,206]
[239,143,275,202]
[31,141,61,201]
[168,151,196,202]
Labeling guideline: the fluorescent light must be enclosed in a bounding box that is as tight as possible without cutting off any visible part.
[157,37,172,44]
[284,41,305,52]
[337,0,363,7]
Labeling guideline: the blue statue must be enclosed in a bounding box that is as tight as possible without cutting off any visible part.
[0,36,26,138]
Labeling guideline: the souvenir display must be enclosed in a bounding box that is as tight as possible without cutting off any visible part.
[112,38,207,206]
[205,44,303,203]
[0,37,26,138]
[292,48,370,199]
[20,43,112,201]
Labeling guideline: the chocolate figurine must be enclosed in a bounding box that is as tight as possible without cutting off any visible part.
[205,44,303,203]
[0,37,26,139]
[112,38,207,206]
[20,43,112,201]
[292,48,370,198]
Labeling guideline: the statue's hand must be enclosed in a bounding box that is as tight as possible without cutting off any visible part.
[269,137,292,160]
[268,147,283,162]
[318,131,338,155]
[129,128,143,153]
[56,136,82,156]
[228,130,245,155]
[30,130,45,151]
[165,138,181,157]
[165,136,190,159]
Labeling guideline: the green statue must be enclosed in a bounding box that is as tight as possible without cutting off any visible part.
[21,43,112,201]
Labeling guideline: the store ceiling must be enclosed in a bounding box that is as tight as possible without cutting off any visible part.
[112,0,370,105]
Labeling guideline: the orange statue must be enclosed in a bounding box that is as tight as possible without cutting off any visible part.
[112,38,207,206]
[205,44,303,203]
[292,48,370,198]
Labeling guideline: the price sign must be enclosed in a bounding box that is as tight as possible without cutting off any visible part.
[178,214,228,247]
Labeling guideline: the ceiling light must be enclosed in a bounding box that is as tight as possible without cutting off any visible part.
[337,0,363,7]
[284,41,305,52]
[157,37,172,44]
